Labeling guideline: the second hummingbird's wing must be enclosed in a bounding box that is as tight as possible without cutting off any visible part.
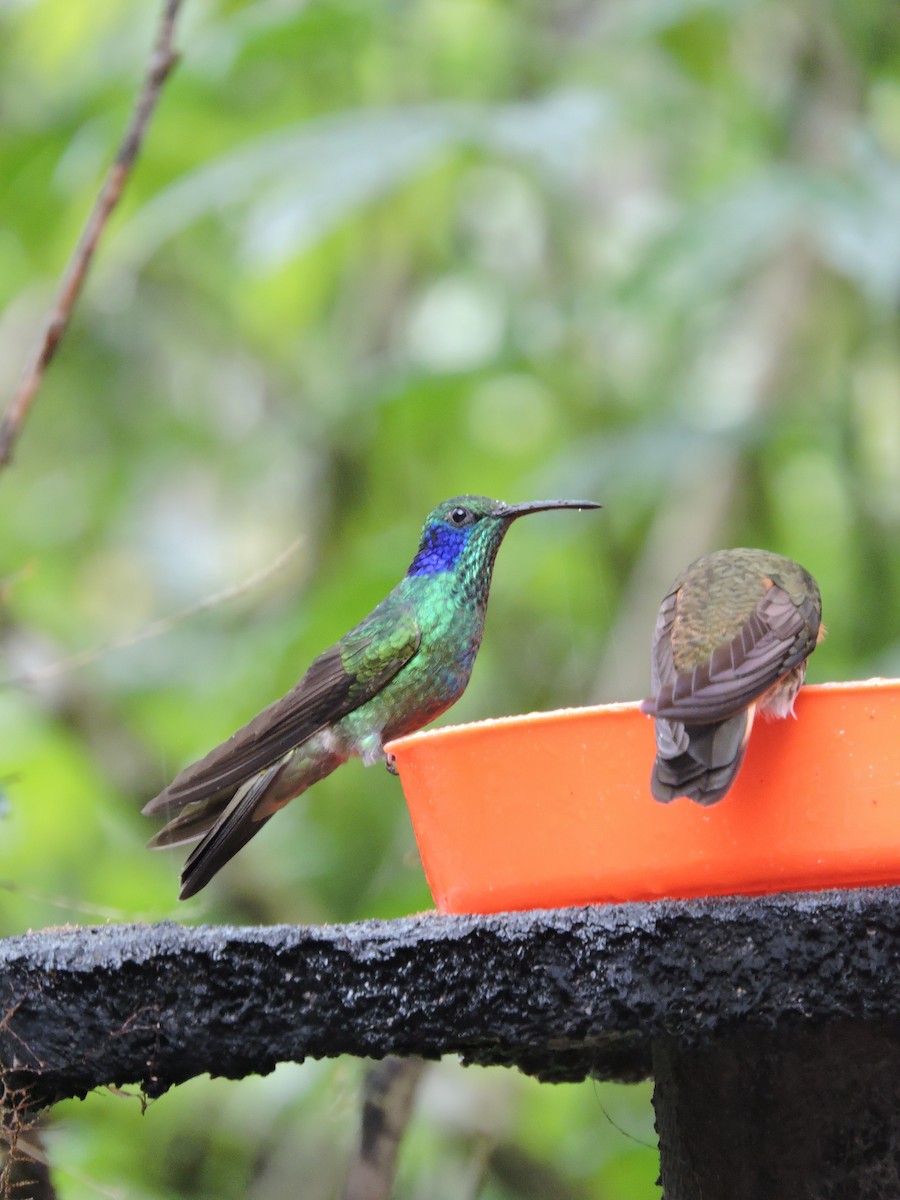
[643,581,819,725]
[144,608,422,816]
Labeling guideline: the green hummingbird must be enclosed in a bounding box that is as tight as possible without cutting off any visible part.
[641,548,824,805]
[145,494,601,898]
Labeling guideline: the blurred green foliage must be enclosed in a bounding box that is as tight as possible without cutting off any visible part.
[1,0,898,1195]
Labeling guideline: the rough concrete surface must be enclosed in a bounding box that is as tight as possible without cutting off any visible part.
[3,887,900,1117]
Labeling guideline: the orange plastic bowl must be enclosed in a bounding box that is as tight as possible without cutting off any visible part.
[387,679,900,915]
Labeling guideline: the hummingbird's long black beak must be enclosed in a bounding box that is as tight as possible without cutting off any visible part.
[499,499,602,520]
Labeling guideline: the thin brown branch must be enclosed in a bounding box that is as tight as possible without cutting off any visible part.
[0,536,304,691]
[1,1130,58,1200]
[0,0,186,472]
[341,1057,427,1200]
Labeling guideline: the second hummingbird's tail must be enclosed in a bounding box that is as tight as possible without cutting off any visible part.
[650,709,753,805]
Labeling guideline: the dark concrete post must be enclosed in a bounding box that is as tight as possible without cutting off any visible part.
[653,1023,900,1199]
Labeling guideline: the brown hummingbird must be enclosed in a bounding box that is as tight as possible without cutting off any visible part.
[641,548,824,805]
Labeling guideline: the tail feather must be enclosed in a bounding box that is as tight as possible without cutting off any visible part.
[147,730,351,898]
[146,800,230,849]
[178,763,285,900]
[650,709,752,805]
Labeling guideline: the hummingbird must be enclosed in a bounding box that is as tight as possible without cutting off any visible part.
[145,494,601,898]
[641,548,824,805]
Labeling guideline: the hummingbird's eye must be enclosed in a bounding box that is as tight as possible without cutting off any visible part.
[449,506,473,527]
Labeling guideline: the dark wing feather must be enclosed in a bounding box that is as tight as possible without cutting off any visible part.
[648,590,678,695]
[177,764,284,900]
[144,605,421,816]
[643,582,818,725]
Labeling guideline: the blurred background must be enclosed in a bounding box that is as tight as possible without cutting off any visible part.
[1,0,898,1196]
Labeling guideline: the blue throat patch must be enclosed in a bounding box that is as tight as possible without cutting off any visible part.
[407,523,470,576]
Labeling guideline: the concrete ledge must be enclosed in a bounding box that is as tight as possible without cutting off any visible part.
[3,887,900,1116]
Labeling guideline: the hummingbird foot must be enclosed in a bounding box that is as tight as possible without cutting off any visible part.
[385,752,398,776]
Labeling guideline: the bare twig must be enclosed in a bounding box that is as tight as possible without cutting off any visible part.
[341,1057,427,1200]
[1,1129,58,1200]
[0,0,186,471]
[0,536,304,690]
[0,880,175,925]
